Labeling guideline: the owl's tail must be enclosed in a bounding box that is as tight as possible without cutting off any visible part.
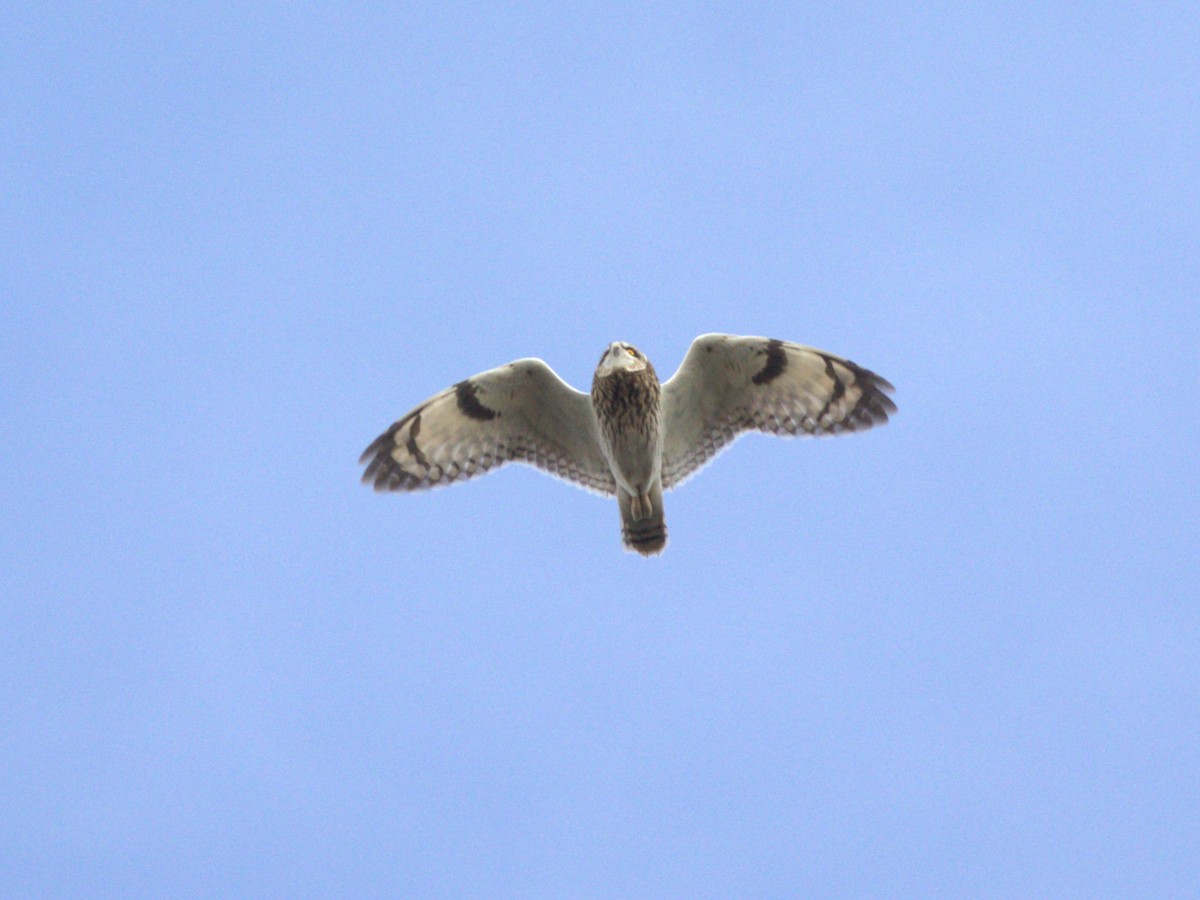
[618,481,667,556]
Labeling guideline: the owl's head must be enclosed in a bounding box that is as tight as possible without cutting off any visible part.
[596,341,650,377]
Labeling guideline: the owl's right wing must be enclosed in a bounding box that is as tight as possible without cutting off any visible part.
[361,358,617,496]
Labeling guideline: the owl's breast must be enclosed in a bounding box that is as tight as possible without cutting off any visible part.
[591,369,663,492]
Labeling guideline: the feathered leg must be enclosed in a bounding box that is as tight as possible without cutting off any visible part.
[618,480,667,556]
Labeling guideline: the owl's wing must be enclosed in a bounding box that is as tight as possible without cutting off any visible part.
[361,358,617,496]
[659,334,895,490]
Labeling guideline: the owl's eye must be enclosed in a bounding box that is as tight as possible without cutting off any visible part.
[626,347,637,357]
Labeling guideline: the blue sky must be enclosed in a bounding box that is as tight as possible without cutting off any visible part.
[3,3,1197,896]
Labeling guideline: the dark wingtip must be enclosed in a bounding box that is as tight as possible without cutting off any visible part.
[842,361,896,428]
[359,408,425,490]
[358,425,415,492]
[359,435,387,467]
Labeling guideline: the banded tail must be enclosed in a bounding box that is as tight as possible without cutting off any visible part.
[618,481,667,557]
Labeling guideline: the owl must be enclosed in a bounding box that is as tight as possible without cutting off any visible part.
[361,334,894,555]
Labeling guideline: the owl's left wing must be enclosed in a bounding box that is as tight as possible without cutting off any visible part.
[660,334,895,489]
[361,358,617,496]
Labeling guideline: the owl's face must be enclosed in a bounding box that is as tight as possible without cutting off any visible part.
[596,341,649,376]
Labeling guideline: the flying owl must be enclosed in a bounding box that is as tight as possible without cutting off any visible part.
[360,334,895,555]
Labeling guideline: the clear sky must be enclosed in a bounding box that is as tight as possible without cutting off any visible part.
[3,3,1197,896]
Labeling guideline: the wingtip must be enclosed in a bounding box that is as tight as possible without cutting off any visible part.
[846,363,896,425]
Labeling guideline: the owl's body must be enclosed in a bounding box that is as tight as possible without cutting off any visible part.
[591,345,666,553]
[361,334,895,555]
